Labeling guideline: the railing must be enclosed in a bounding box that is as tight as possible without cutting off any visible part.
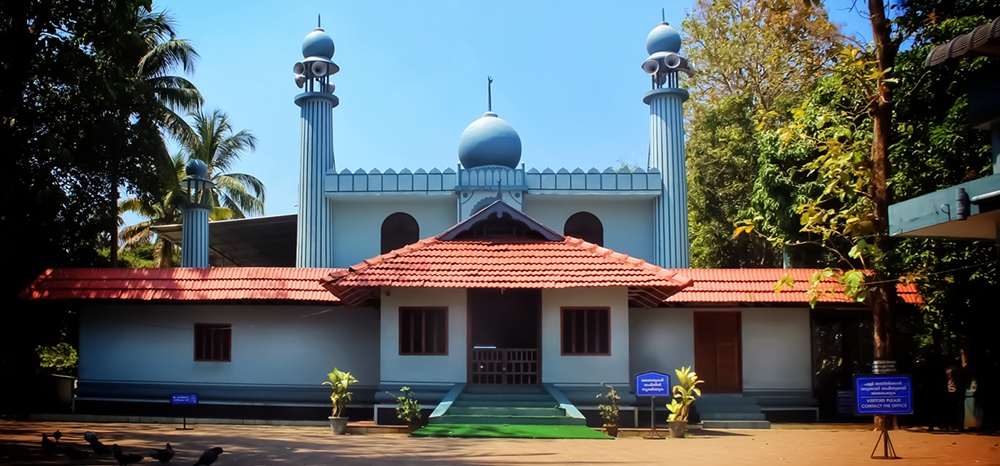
[470,348,539,385]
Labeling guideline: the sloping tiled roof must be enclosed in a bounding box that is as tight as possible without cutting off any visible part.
[21,267,341,303]
[664,268,922,305]
[321,237,693,307]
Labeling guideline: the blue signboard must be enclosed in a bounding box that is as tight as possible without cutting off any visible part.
[170,393,199,405]
[635,371,671,397]
[854,375,912,416]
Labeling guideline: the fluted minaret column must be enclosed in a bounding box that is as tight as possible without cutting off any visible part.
[293,23,339,267]
[641,20,692,268]
[179,159,214,268]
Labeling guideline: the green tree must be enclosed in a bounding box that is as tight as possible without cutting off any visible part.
[682,0,844,268]
[179,109,265,218]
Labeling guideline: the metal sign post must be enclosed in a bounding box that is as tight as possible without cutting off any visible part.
[854,375,912,460]
[171,393,199,430]
[635,371,670,440]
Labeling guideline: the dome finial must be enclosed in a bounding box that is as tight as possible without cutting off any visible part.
[487,76,493,112]
[661,8,665,23]
[318,14,321,29]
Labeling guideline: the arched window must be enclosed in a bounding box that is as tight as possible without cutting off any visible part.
[381,213,419,254]
[564,212,603,246]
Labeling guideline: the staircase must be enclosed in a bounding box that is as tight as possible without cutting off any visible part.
[430,386,585,426]
[696,393,771,429]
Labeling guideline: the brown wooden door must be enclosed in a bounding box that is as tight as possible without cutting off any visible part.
[694,312,743,393]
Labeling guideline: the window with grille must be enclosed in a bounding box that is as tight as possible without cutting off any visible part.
[399,307,448,355]
[561,307,610,355]
[194,323,232,362]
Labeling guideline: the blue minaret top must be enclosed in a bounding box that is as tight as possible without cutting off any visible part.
[458,77,522,169]
[641,20,692,92]
[645,22,681,54]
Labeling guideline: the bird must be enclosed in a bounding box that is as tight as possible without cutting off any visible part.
[61,445,91,462]
[85,431,113,455]
[192,447,223,466]
[53,430,62,443]
[151,443,174,464]
[113,444,144,465]
[42,434,59,454]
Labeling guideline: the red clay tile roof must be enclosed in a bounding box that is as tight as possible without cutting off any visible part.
[321,237,693,307]
[664,268,922,305]
[22,267,341,303]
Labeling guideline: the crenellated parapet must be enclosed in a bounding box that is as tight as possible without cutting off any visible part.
[526,167,661,194]
[325,168,458,194]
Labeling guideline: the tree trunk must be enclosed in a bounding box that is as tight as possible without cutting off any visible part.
[110,175,119,268]
[868,0,899,431]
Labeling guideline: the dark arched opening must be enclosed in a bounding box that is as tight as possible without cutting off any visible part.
[564,212,603,246]
[381,212,419,254]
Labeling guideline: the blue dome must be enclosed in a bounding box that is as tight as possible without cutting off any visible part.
[185,159,208,179]
[646,22,681,54]
[458,112,522,169]
[302,29,335,59]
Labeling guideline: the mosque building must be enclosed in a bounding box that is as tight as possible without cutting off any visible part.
[23,20,919,428]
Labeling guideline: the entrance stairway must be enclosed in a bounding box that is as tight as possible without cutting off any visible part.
[430,386,585,426]
[696,394,771,429]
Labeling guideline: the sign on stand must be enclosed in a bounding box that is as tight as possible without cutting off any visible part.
[854,375,912,459]
[634,371,671,439]
[171,393,198,430]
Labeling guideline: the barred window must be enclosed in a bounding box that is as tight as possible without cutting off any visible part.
[561,308,610,355]
[399,307,448,355]
[194,324,232,362]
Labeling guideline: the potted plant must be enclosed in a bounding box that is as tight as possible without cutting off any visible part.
[665,366,704,438]
[322,368,358,435]
[391,386,423,433]
[596,383,620,437]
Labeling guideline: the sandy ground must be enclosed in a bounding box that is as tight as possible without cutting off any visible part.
[0,420,997,465]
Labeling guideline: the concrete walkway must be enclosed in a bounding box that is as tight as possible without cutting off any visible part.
[0,420,996,465]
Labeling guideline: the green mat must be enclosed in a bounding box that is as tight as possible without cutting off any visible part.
[411,424,613,439]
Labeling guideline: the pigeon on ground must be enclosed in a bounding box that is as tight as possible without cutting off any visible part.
[192,447,223,466]
[42,434,59,453]
[151,443,174,464]
[53,430,62,443]
[85,431,113,455]
[61,445,91,461]
[113,444,144,465]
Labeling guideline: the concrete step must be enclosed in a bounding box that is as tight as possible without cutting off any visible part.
[702,420,771,429]
[462,386,547,395]
[697,405,766,414]
[698,412,768,421]
[456,393,554,402]
[451,400,558,408]
[446,407,566,417]
[429,415,586,426]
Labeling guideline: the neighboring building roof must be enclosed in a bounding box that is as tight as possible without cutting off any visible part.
[925,16,1000,67]
[321,236,694,307]
[664,268,921,305]
[152,214,297,267]
[21,267,340,303]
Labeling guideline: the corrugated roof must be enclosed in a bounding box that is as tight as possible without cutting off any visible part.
[320,237,693,307]
[925,16,1000,67]
[21,267,340,303]
[665,268,921,305]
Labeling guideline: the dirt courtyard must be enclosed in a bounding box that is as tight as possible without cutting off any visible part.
[0,420,996,465]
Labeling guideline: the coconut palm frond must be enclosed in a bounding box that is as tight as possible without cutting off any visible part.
[221,172,266,204]
[138,38,199,79]
[209,206,235,221]
[213,130,258,173]
[216,175,264,217]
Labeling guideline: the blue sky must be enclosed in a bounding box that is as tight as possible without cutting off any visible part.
[160,0,872,217]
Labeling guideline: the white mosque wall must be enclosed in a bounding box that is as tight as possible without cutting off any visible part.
[523,195,655,262]
[380,287,467,384]
[741,307,812,391]
[628,307,695,378]
[541,287,630,386]
[78,304,380,387]
[330,196,456,268]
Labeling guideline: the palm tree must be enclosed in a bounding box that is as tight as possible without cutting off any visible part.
[119,154,233,267]
[179,109,266,218]
[107,3,204,267]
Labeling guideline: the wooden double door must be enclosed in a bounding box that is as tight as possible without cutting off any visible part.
[694,311,743,393]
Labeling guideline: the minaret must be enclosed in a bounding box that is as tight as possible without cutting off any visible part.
[292,19,339,267]
[641,20,693,268]
[180,159,213,268]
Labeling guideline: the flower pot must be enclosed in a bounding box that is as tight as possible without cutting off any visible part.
[667,420,688,438]
[329,416,349,435]
[604,425,619,437]
[407,420,422,433]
